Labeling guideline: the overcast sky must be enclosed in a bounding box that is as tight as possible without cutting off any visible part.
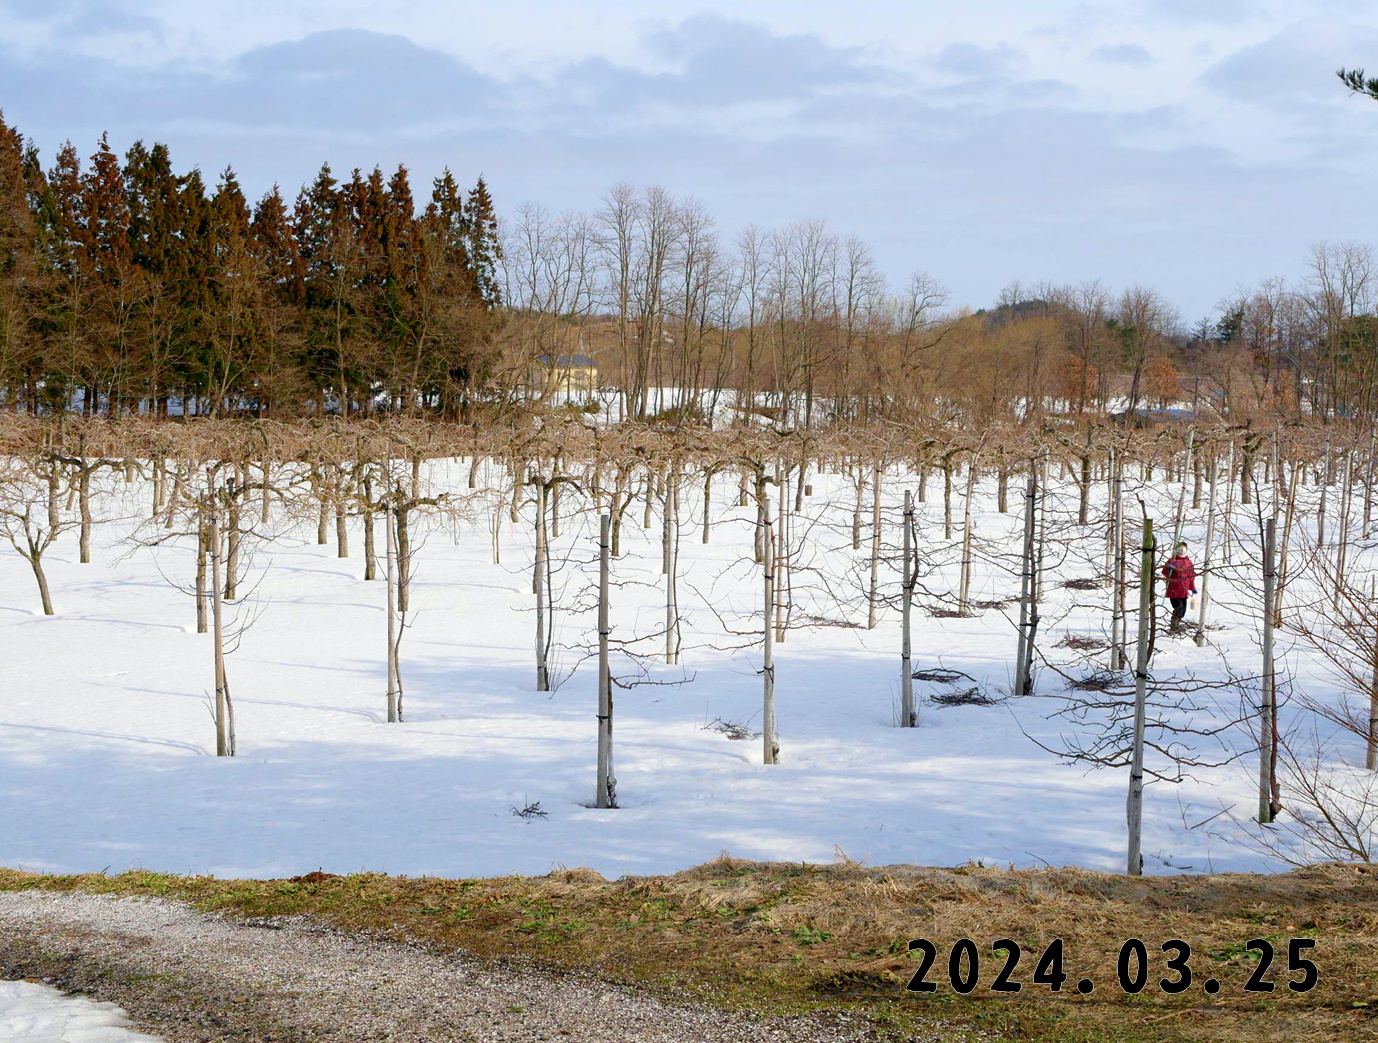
[2,0,1376,320]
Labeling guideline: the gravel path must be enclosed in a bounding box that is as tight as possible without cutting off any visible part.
[0,891,914,1042]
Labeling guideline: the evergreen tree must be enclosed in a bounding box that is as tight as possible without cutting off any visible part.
[465,175,501,308]
[0,112,38,404]
[1339,67,1378,100]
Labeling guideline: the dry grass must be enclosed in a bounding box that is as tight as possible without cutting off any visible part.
[3,860,1377,1042]
[1055,633,1111,652]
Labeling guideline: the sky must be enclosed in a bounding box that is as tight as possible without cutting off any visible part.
[1,0,1376,321]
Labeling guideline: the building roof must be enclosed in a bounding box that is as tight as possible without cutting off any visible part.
[537,354,597,368]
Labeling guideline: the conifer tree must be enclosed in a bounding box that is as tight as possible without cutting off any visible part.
[465,175,501,308]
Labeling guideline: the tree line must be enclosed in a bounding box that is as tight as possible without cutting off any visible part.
[0,114,501,420]
[3,114,1378,427]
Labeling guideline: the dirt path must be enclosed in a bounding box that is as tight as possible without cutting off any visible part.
[0,891,911,1043]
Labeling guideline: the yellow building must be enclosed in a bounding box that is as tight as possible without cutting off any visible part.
[534,354,599,398]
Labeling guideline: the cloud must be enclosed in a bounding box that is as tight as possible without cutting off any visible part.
[930,42,1026,78]
[558,14,888,107]
[1091,43,1152,66]
[0,14,1374,321]
[228,30,497,127]
[1200,20,1378,102]
[0,0,157,36]
[0,29,499,136]
[1145,0,1257,25]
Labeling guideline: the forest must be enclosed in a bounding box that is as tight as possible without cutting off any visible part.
[2,113,1377,427]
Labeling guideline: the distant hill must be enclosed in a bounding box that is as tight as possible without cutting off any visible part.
[973,298,1079,329]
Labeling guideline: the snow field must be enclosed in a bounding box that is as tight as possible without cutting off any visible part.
[0,454,1347,878]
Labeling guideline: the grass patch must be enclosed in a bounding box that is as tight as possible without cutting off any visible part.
[2,860,1377,1042]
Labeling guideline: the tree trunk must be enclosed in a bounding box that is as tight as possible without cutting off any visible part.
[46,463,60,533]
[28,550,53,616]
[317,492,329,545]
[396,505,411,613]
[363,476,377,581]
[226,475,241,601]
[336,499,349,558]
[78,467,91,564]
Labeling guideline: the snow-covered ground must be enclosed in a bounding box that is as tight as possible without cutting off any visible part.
[0,455,1353,879]
[0,980,163,1042]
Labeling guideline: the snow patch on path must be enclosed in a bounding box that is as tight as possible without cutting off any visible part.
[0,980,165,1042]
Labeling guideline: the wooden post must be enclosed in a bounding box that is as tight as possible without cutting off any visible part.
[762,482,779,765]
[1172,430,1193,550]
[666,473,680,664]
[959,455,977,614]
[1195,452,1217,648]
[1335,450,1354,610]
[1318,442,1330,548]
[1127,517,1154,875]
[211,492,233,757]
[1191,433,1203,511]
[1015,467,1038,696]
[386,502,402,723]
[596,515,616,807]
[901,490,916,727]
[1368,574,1378,772]
[1364,426,1376,538]
[702,470,713,544]
[867,461,883,629]
[535,481,550,692]
[1260,515,1277,823]
[1034,450,1049,603]
[1104,445,1116,576]
[943,457,953,540]
[196,502,209,635]
[1369,573,1378,772]
[1111,452,1127,670]
[851,466,864,551]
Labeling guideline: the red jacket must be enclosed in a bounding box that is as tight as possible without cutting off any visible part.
[1162,555,1196,599]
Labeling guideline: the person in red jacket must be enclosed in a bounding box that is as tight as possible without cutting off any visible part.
[1161,541,1197,632]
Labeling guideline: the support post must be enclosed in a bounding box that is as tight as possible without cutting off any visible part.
[596,514,616,807]
[1127,517,1154,875]
[762,481,779,765]
[1260,516,1277,823]
[901,490,916,727]
[386,502,402,723]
